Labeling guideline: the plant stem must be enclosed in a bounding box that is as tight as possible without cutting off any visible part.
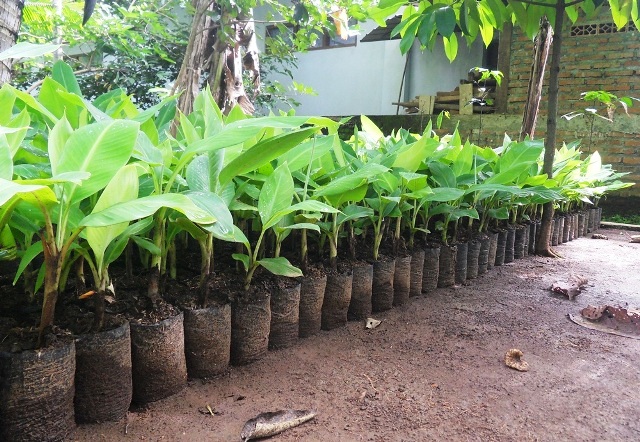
[39,235,61,346]
[329,211,339,271]
[393,216,401,255]
[148,211,166,302]
[373,216,384,261]
[300,228,308,274]
[349,221,356,260]
[198,233,213,307]
[168,239,177,280]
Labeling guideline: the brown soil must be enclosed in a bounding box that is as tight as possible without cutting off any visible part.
[72,228,640,441]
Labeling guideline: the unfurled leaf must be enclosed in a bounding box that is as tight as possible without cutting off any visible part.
[258,257,303,277]
[219,127,319,185]
[13,241,43,285]
[435,6,456,37]
[443,33,458,62]
[86,164,140,270]
[81,194,216,227]
[259,162,294,228]
[232,253,250,271]
[57,120,139,204]
[0,178,57,208]
[52,61,82,96]
[0,42,61,61]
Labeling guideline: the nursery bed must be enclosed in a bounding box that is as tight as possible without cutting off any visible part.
[71,228,640,441]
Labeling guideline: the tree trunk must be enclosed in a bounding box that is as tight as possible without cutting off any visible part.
[172,0,214,116]
[208,9,259,114]
[174,3,260,116]
[520,16,553,140]
[536,0,566,256]
[0,0,24,85]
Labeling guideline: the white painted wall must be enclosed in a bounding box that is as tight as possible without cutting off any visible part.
[407,38,485,103]
[287,22,407,116]
[254,8,485,116]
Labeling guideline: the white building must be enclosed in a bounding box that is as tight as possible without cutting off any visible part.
[254,9,490,116]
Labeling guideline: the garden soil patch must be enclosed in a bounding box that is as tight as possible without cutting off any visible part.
[72,228,640,441]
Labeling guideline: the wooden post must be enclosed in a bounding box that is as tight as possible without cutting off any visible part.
[459,83,474,115]
[418,95,435,114]
[520,17,553,140]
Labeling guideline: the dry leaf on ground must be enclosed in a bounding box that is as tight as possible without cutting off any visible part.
[365,318,381,329]
[504,348,529,372]
[550,275,589,300]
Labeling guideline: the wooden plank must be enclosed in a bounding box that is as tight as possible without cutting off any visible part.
[435,93,459,102]
[392,101,419,107]
[434,103,460,111]
[418,95,435,114]
[459,83,474,115]
[436,87,459,97]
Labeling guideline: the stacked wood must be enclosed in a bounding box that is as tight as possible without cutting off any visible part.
[392,82,497,115]
[432,83,495,115]
[392,99,420,113]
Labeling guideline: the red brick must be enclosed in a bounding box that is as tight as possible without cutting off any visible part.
[623,156,640,165]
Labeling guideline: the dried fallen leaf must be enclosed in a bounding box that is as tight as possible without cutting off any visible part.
[365,318,381,329]
[197,404,217,416]
[241,409,317,441]
[329,9,348,40]
[581,304,606,320]
[78,290,95,300]
[569,305,640,339]
[550,275,588,300]
[504,348,529,372]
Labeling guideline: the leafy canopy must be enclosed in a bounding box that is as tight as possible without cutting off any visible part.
[370,0,638,61]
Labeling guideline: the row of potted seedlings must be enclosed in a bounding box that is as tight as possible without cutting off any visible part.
[0,64,631,440]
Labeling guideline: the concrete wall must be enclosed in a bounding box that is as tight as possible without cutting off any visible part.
[406,39,485,102]
[254,7,485,116]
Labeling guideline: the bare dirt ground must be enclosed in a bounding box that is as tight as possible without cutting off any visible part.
[73,228,640,442]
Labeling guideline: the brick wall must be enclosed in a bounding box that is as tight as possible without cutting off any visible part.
[500,4,640,197]
[507,5,640,116]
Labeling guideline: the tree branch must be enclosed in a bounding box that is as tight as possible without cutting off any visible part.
[26,67,107,93]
